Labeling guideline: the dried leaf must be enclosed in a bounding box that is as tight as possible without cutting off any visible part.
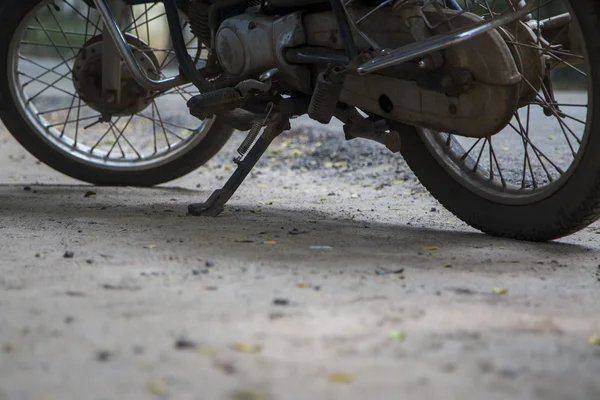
[492,287,508,295]
[296,282,310,288]
[389,330,406,341]
[263,240,277,245]
[144,244,157,249]
[328,371,355,383]
[421,246,438,251]
[232,389,271,400]
[589,335,600,346]
[146,379,168,397]
[231,342,261,353]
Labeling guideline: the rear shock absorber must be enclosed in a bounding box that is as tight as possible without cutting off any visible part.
[308,64,347,124]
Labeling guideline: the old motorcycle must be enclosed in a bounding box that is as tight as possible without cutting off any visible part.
[0,0,598,241]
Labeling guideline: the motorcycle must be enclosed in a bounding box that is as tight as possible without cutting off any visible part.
[0,0,598,241]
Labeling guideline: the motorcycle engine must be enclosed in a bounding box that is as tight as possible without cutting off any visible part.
[187,0,310,91]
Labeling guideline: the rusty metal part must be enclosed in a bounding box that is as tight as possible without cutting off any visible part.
[72,34,160,116]
[214,11,310,92]
[188,112,290,217]
[336,106,406,153]
[341,73,519,138]
[335,9,522,138]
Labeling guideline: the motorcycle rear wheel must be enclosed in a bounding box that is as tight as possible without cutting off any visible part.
[394,0,600,241]
[0,0,233,186]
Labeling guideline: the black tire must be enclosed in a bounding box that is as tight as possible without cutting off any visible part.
[0,0,234,187]
[396,0,600,241]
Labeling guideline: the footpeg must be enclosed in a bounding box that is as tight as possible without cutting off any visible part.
[187,87,244,120]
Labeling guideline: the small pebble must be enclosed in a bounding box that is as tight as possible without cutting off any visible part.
[269,312,284,320]
[95,350,112,362]
[192,268,209,275]
[273,298,289,306]
[63,251,74,259]
[85,259,94,264]
[23,186,32,191]
[205,259,216,267]
[174,338,197,350]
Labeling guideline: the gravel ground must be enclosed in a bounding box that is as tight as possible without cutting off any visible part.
[1,118,600,400]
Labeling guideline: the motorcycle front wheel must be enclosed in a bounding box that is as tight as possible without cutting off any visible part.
[0,0,233,186]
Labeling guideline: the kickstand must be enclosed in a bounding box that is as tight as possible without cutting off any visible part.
[188,113,290,217]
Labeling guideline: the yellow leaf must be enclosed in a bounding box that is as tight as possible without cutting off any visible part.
[263,240,277,245]
[231,342,261,353]
[351,193,359,199]
[146,380,168,397]
[296,282,310,288]
[258,184,267,189]
[589,335,600,345]
[287,149,304,156]
[232,389,271,400]
[389,330,406,341]
[328,371,355,383]
[492,287,508,295]
[392,180,404,185]
[333,161,348,168]
[421,246,438,251]
[324,162,333,168]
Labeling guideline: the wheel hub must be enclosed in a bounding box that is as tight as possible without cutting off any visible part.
[72,34,160,116]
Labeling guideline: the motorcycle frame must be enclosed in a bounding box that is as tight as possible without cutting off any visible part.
[91,0,535,93]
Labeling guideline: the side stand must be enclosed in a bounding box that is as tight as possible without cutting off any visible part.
[188,113,290,217]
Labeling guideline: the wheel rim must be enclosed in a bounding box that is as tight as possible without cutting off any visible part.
[8,0,214,171]
[419,0,592,206]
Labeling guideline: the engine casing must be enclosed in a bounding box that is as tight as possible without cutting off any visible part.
[215,11,310,92]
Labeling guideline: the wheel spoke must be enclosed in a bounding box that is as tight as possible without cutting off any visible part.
[123,3,160,32]
[19,54,75,86]
[47,114,99,129]
[63,0,100,32]
[20,70,75,102]
[59,93,78,138]
[106,116,135,159]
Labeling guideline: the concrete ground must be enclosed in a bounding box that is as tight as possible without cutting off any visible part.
[1,120,600,400]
